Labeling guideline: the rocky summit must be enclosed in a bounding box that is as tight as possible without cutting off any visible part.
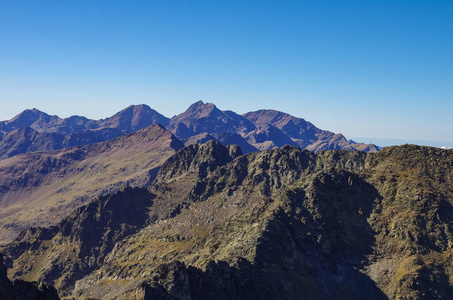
[1,141,452,299]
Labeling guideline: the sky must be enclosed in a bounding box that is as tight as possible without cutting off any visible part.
[1,0,452,147]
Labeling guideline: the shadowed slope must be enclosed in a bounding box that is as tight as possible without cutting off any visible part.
[0,127,124,160]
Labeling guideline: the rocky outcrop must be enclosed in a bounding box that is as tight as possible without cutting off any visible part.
[1,254,60,300]
[155,140,242,183]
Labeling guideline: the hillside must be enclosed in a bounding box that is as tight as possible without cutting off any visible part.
[0,127,124,160]
[0,124,183,244]
[2,142,452,299]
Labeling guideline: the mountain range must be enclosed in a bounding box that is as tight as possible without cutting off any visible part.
[0,101,378,160]
[3,101,450,299]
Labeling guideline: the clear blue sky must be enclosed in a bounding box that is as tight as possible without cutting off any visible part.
[1,0,452,146]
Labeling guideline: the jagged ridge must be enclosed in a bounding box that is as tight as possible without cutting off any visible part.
[2,143,452,299]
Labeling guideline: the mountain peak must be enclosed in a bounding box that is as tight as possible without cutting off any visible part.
[100,104,170,132]
[243,109,307,127]
[167,101,227,138]
[6,108,49,124]
[1,108,57,134]
[184,101,222,119]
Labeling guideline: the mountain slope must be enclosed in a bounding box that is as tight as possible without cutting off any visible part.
[0,127,124,160]
[2,141,242,295]
[0,124,183,244]
[2,143,452,299]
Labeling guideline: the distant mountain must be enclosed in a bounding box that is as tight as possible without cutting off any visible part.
[243,109,379,152]
[167,100,256,139]
[243,124,299,150]
[210,132,258,154]
[99,104,170,132]
[167,101,378,153]
[184,132,258,154]
[0,105,170,158]
[0,101,379,159]
[0,105,169,135]
[0,124,183,244]
[0,108,61,133]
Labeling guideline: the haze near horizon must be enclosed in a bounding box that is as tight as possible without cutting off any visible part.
[1,0,452,146]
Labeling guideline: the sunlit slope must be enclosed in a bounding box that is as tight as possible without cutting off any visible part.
[0,124,183,244]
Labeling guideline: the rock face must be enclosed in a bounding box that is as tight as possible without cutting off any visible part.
[3,187,153,294]
[0,254,60,300]
[155,140,242,183]
[99,104,170,132]
[2,142,452,299]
